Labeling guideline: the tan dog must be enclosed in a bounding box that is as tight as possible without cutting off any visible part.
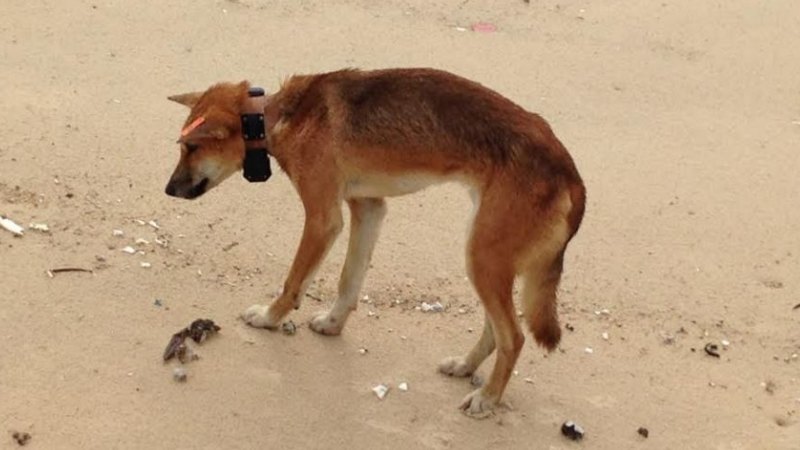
[165,68,585,416]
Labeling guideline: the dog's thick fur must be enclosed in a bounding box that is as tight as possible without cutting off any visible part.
[165,68,585,416]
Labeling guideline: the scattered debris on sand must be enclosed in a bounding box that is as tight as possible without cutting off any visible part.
[163,319,221,362]
[561,420,585,441]
[281,321,297,335]
[704,343,721,358]
[11,431,31,446]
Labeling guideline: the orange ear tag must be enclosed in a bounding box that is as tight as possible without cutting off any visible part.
[180,116,206,137]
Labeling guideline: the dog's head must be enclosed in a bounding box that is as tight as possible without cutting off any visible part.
[164,81,250,199]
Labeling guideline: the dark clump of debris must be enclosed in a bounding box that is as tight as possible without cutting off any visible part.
[704,343,721,358]
[561,420,585,441]
[12,431,31,446]
[281,320,297,335]
[637,427,649,438]
[163,319,221,362]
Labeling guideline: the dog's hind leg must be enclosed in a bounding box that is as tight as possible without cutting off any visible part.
[310,197,387,335]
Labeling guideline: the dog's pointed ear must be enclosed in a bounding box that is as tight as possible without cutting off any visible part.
[168,91,203,108]
[177,115,230,143]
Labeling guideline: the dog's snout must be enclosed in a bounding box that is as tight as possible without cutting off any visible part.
[165,182,177,197]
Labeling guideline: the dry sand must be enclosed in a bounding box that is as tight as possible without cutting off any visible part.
[2,1,799,448]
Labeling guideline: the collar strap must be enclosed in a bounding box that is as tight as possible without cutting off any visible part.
[240,87,272,183]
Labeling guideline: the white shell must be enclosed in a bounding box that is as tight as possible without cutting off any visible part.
[420,301,444,313]
[372,384,389,400]
[29,223,49,232]
[121,246,136,254]
[0,216,24,235]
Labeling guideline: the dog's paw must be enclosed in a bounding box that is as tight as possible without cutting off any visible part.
[438,356,476,377]
[459,388,498,419]
[309,311,344,336]
[241,304,279,329]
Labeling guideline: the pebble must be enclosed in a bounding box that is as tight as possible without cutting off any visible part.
[584,347,594,354]
[470,375,483,387]
[602,332,609,340]
[121,246,136,254]
[420,301,444,313]
[398,382,409,392]
[372,384,389,400]
[637,427,649,438]
[29,223,50,232]
[112,229,124,237]
[281,321,297,335]
[358,348,368,355]
[561,421,585,441]
[140,262,151,268]
[173,367,187,382]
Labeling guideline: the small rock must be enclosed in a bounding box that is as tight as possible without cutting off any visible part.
[135,238,150,245]
[561,421,585,441]
[470,374,483,387]
[281,321,297,335]
[29,223,50,232]
[147,220,160,230]
[121,246,136,254]
[721,339,730,347]
[173,367,188,382]
[601,332,609,340]
[524,377,534,384]
[154,299,162,307]
[398,382,409,392]
[637,427,649,438]
[140,262,151,268]
[594,308,611,316]
[358,348,368,355]
[584,347,594,354]
[372,384,389,400]
[420,301,444,313]
[112,229,124,237]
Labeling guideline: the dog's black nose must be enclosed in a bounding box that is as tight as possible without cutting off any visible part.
[165,183,177,197]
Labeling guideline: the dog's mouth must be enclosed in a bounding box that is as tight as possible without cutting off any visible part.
[185,178,209,199]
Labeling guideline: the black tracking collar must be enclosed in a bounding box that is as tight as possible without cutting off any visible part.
[241,87,272,183]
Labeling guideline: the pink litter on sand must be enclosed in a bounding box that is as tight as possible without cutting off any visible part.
[471,22,497,33]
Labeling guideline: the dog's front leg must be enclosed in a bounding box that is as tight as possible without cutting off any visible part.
[310,198,387,335]
[242,197,343,329]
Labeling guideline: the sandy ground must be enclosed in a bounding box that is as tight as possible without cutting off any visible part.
[2,0,799,448]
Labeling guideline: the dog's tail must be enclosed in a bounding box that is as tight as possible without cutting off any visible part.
[521,252,564,351]
[522,182,585,351]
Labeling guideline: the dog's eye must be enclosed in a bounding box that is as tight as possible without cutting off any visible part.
[185,143,200,153]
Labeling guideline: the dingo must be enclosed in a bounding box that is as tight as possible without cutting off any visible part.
[165,68,585,416]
